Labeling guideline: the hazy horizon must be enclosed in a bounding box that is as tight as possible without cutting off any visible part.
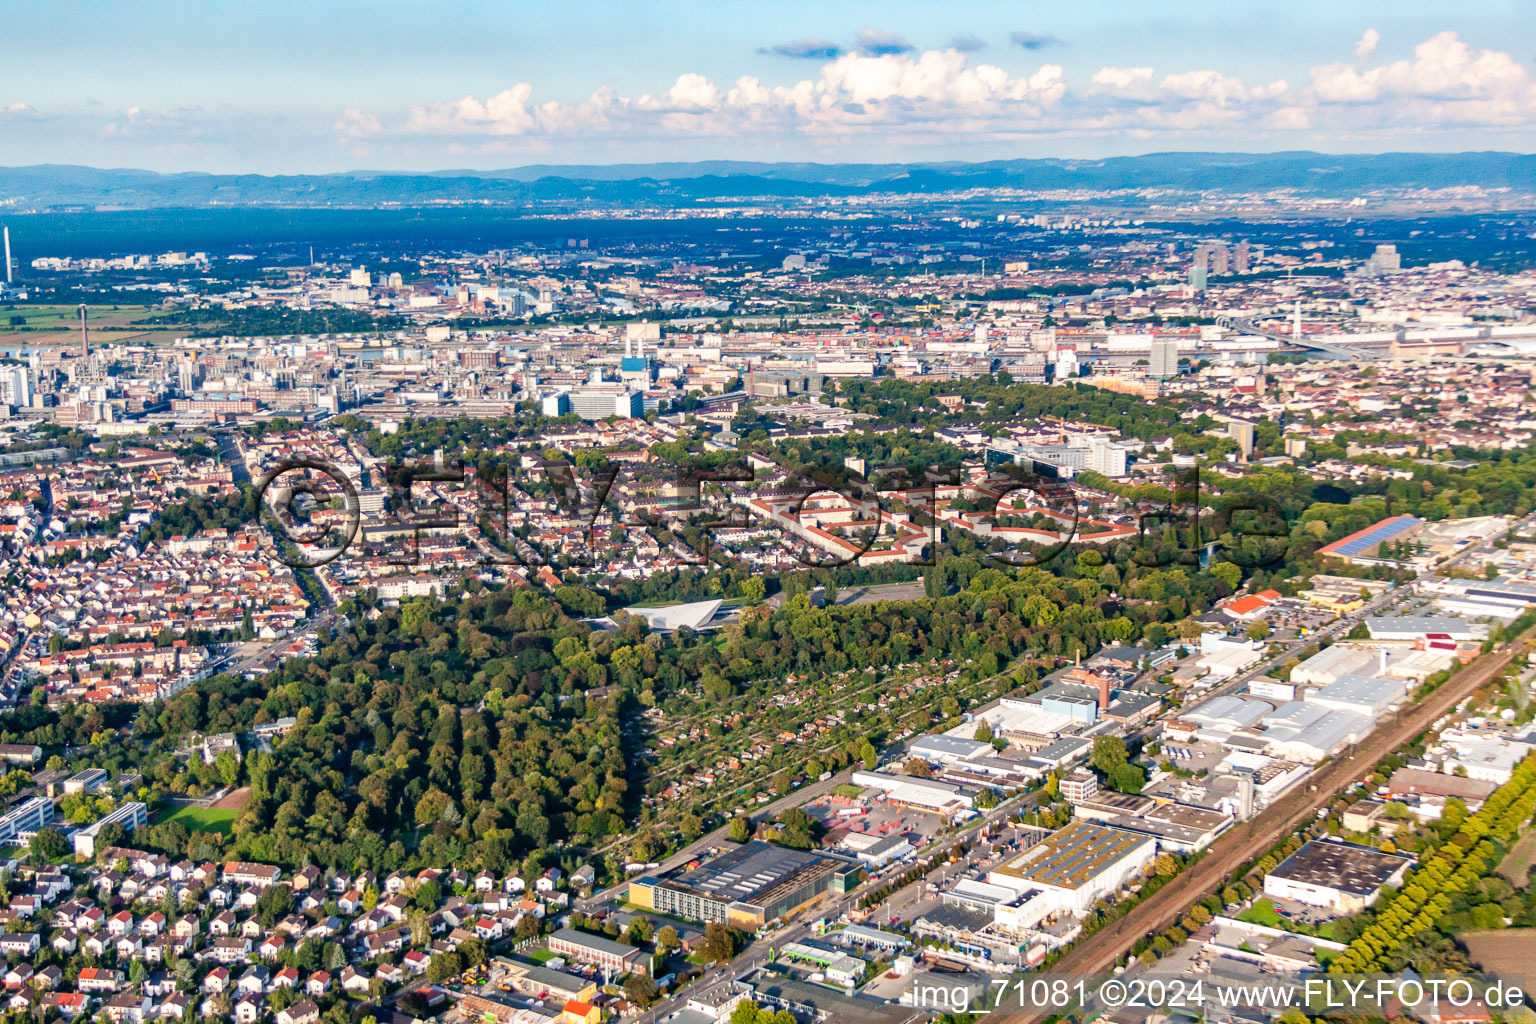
[3,0,1533,173]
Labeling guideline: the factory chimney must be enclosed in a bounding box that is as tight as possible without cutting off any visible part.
[1095,672,1111,711]
[2,226,11,285]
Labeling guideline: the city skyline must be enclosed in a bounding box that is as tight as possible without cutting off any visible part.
[2,0,1535,173]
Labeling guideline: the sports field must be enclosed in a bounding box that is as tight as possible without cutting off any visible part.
[153,803,239,836]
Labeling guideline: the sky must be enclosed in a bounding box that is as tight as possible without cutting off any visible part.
[2,0,1535,174]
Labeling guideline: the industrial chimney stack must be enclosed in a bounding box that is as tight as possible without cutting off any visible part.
[2,226,11,286]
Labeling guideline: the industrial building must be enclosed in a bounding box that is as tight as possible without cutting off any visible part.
[1306,675,1408,717]
[908,735,994,765]
[987,821,1156,913]
[628,842,862,929]
[1289,645,1383,687]
[1257,703,1372,763]
[1421,578,1536,619]
[1164,694,1273,744]
[850,770,976,817]
[1365,616,1484,643]
[547,928,647,977]
[1316,515,1423,564]
[1067,790,1234,853]
[1262,839,1413,913]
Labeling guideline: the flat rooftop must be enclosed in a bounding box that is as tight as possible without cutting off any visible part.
[992,821,1152,890]
[668,841,831,905]
[1267,839,1413,896]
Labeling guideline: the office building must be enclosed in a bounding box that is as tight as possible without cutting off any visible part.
[3,366,31,409]
[0,798,55,845]
[568,389,643,421]
[1228,419,1255,459]
[1058,768,1098,803]
[73,802,149,857]
[1148,336,1180,378]
[1364,244,1402,276]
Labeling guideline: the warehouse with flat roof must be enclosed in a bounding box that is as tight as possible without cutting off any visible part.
[1308,674,1408,717]
[628,842,861,929]
[987,821,1156,913]
[1263,839,1413,913]
[1365,616,1484,642]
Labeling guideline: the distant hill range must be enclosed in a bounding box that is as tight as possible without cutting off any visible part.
[3,152,1536,210]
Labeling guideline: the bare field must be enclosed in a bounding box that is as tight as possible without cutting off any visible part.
[1497,831,1536,887]
[0,304,180,348]
[1462,929,1536,974]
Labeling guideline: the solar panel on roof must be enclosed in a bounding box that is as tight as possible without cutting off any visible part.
[1331,516,1421,557]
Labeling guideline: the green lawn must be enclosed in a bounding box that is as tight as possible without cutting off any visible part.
[527,949,557,964]
[1236,898,1282,928]
[153,805,238,836]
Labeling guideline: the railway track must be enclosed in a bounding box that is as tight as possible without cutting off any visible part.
[1001,632,1535,1024]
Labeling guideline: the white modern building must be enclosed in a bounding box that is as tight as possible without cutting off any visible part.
[73,802,149,857]
[0,798,55,845]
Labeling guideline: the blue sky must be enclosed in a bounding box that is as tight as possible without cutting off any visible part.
[2,1,1533,173]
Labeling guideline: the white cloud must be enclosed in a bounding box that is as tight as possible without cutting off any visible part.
[336,109,382,137]
[1088,67,1156,99]
[1306,31,1536,126]
[338,30,1536,147]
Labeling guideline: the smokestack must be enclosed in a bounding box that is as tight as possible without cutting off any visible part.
[2,226,10,285]
[1096,672,1111,711]
[78,304,89,358]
